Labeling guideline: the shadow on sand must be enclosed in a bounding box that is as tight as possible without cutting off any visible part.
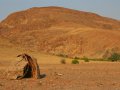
[40,74,46,79]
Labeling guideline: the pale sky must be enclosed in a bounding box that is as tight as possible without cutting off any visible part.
[0,0,120,21]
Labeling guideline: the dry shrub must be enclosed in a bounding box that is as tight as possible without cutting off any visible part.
[60,58,66,64]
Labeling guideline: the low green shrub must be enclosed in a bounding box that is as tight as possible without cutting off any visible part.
[108,53,120,62]
[82,56,89,62]
[72,59,79,64]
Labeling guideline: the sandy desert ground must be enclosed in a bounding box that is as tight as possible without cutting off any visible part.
[0,52,120,90]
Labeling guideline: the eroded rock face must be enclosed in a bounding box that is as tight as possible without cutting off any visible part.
[0,6,120,58]
[17,54,40,79]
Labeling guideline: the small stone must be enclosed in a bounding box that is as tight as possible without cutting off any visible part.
[38,81,42,85]
[0,84,3,86]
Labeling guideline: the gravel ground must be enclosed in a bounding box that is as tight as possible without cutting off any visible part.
[0,62,120,90]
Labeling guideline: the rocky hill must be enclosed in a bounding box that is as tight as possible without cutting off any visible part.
[0,6,120,58]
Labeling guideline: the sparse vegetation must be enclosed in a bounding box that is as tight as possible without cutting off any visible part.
[57,53,68,58]
[74,56,80,60]
[80,57,106,62]
[82,56,89,62]
[71,59,79,64]
[60,58,66,64]
[108,53,120,62]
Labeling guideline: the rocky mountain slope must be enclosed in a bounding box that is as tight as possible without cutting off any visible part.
[0,6,120,58]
